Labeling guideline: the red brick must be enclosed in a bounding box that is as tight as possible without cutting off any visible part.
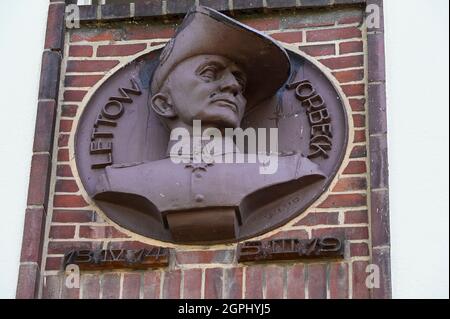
[69,45,93,57]
[53,195,88,208]
[56,165,73,177]
[47,241,100,254]
[350,145,367,158]
[79,226,130,239]
[44,4,64,51]
[66,60,119,73]
[59,119,73,133]
[371,247,392,299]
[45,256,63,271]
[27,154,51,207]
[197,0,228,11]
[353,130,366,143]
[101,3,130,20]
[65,75,103,87]
[55,180,79,193]
[352,261,370,298]
[340,41,364,54]
[349,98,365,112]
[267,229,309,240]
[97,43,147,57]
[183,269,202,299]
[33,100,57,154]
[265,266,284,299]
[338,13,363,25]
[150,41,168,47]
[312,226,369,240]
[63,90,87,102]
[307,264,327,299]
[224,268,243,299]
[20,208,46,263]
[286,264,305,299]
[370,190,390,247]
[343,84,365,97]
[175,250,233,264]
[233,0,263,10]
[282,15,335,29]
[125,24,176,40]
[39,51,61,100]
[245,266,263,299]
[350,242,370,257]
[70,29,121,42]
[270,31,303,43]
[122,273,141,299]
[58,134,70,147]
[143,271,161,299]
[205,268,223,299]
[163,270,181,299]
[16,264,40,299]
[344,210,369,224]
[42,275,61,298]
[318,193,366,208]
[319,55,364,69]
[61,105,78,117]
[102,273,121,299]
[295,212,339,226]
[107,241,158,250]
[333,69,364,83]
[299,44,335,56]
[343,161,367,174]
[367,33,386,82]
[57,149,69,162]
[332,177,367,192]
[81,274,100,299]
[49,225,75,239]
[329,263,349,299]
[238,16,280,31]
[52,210,93,223]
[307,27,361,42]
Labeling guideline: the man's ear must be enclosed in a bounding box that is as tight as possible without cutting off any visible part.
[150,93,177,118]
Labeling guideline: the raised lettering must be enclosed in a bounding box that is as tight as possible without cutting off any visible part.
[109,78,142,103]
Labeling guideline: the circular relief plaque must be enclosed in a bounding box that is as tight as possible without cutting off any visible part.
[74,47,349,244]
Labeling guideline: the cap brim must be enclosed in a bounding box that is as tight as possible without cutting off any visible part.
[151,6,291,109]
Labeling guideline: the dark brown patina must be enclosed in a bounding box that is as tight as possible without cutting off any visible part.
[237,237,344,263]
[75,6,348,244]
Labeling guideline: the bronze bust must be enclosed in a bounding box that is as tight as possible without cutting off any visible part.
[92,6,326,243]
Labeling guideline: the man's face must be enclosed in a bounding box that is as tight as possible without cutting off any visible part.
[164,55,247,128]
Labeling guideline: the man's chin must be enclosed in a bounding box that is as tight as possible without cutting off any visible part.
[199,113,241,129]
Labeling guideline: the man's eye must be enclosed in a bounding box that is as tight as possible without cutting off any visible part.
[234,77,246,92]
[199,67,217,80]
[237,80,246,92]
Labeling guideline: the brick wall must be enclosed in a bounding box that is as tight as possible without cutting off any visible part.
[18,0,390,299]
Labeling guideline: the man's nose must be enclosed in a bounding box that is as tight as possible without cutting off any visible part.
[219,70,241,96]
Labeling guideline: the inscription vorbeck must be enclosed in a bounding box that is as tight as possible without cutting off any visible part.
[286,80,333,159]
[237,237,344,262]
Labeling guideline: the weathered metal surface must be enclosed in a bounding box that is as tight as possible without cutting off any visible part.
[237,237,344,263]
[75,6,348,244]
[63,248,169,270]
